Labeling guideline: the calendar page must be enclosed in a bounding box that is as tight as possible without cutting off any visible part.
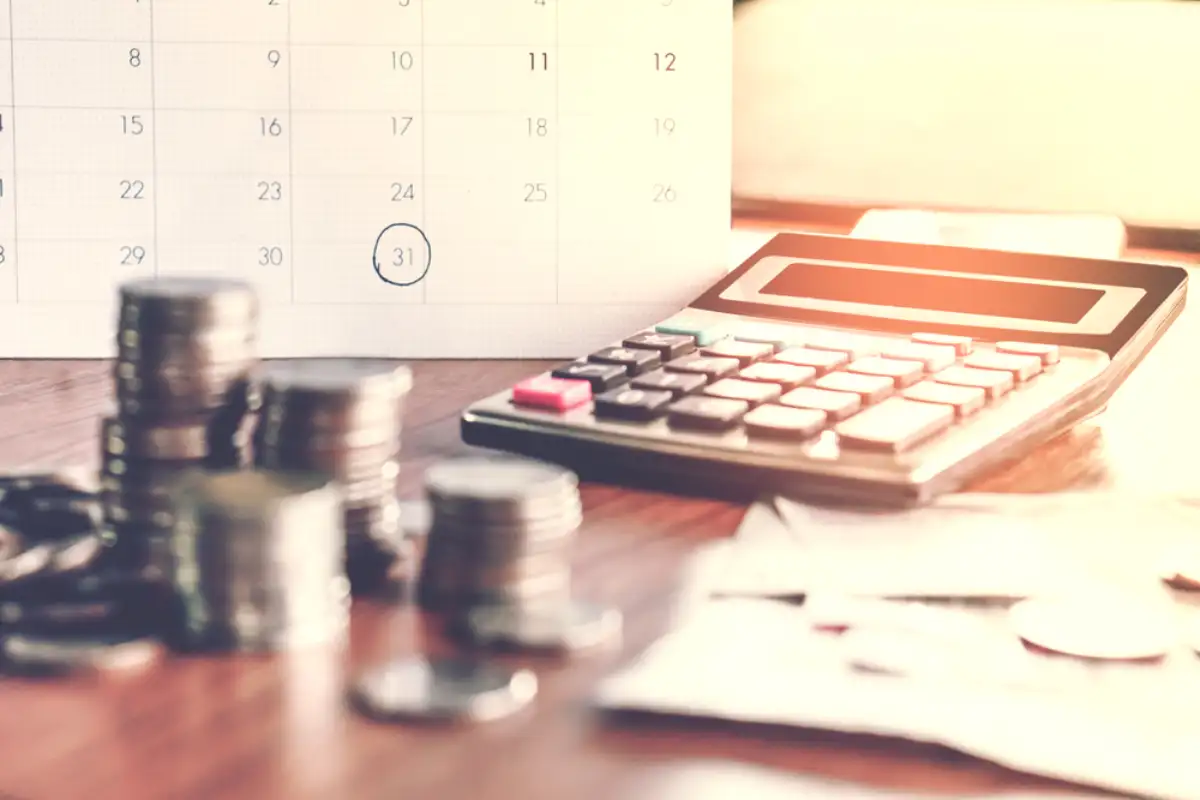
[0,1,732,358]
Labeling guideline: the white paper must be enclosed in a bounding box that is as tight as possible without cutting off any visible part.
[704,493,1198,601]
[596,598,1200,800]
[0,4,733,358]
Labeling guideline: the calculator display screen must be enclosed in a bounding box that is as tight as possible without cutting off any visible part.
[759,263,1105,324]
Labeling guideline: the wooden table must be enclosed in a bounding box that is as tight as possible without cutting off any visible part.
[0,224,1195,800]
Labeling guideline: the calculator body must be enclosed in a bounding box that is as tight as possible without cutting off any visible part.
[460,233,1187,506]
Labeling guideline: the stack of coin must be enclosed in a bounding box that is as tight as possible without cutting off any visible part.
[417,456,619,654]
[252,360,412,597]
[100,277,260,572]
[164,469,349,653]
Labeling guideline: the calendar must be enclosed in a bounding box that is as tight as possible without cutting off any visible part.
[0,1,732,358]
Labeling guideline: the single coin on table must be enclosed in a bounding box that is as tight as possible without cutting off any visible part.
[1,633,164,675]
[466,600,623,655]
[1008,595,1179,661]
[349,656,538,724]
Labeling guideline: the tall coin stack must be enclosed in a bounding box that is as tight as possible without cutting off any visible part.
[100,278,260,573]
[252,360,413,597]
[165,469,349,652]
[417,456,581,621]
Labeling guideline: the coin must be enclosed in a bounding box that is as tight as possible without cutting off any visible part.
[466,600,622,654]
[349,656,538,724]
[118,276,258,332]
[167,469,349,653]
[424,456,578,513]
[259,359,412,400]
[1008,596,1178,661]
[1,633,164,675]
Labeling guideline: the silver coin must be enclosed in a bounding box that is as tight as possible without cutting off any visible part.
[261,359,412,398]
[465,599,622,654]
[424,456,577,506]
[349,655,537,723]
[119,276,258,329]
[1,633,164,674]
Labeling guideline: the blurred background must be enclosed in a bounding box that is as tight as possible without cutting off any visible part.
[731,0,1200,248]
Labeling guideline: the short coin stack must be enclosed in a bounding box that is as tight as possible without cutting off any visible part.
[100,277,260,572]
[165,469,349,653]
[252,360,412,597]
[417,455,620,654]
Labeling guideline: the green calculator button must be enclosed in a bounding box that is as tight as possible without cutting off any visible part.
[654,320,729,346]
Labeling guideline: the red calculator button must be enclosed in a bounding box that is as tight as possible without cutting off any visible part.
[512,375,592,411]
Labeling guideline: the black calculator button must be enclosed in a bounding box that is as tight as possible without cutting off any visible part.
[630,369,706,398]
[593,387,674,421]
[912,332,973,356]
[700,339,776,365]
[814,371,895,404]
[702,378,781,406]
[964,351,1043,382]
[588,346,662,375]
[738,361,816,390]
[835,397,955,453]
[902,381,986,418]
[845,356,924,388]
[663,355,740,383]
[623,332,696,361]
[744,405,827,440]
[880,342,958,372]
[773,347,848,375]
[551,362,629,392]
[667,396,749,431]
[778,387,862,421]
[996,341,1060,366]
[933,365,1013,399]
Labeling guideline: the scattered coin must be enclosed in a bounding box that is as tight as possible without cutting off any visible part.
[1008,595,1179,661]
[466,599,623,654]
[349,656,538,724]
[1,633,164,675]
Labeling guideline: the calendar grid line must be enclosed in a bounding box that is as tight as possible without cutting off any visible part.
[419,0,428,305]
[6,1,17,301]
[554,0,561,304]
[148,4,160,278]
[286,1,296,303]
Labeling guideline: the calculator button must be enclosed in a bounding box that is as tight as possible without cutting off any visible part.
[902,381,986,418]
[804,332,882,359]
[511,375,593,412]
[773,347,849,374]
[663,355,740,383]
[730,322,806,349]
[738,361,816,390]
[623,332,696,361]
[835,398,955,453]
[934,365,1014,399]
[701,338,776,365]
[996,341,1061,366]
[814,372,895,404]
[667,396,749,432]
[593,387,674,421]
[845,356,924,388]
[964,351,1043,382]
[880,342,957,372]
[778,387,862,421]
[631,369,707,398]
[588,346,662,376]
[912,332,974,356]
[743,405,828,440]
[551,362,629,393]
[703,378,782,406]
[654,320,729,346]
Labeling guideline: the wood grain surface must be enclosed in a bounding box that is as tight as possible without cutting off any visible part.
[0,239,1195,800]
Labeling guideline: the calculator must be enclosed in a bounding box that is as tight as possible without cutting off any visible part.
[460,232,1188,505]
